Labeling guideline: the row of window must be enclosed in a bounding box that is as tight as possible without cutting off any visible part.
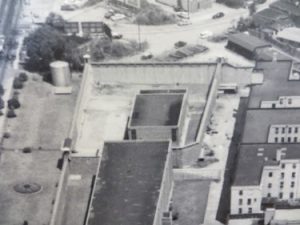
[267,192,294,199]
[268,171,296,178]
[281,163,297,169]
[279,98,292,105]
[274,137,298,143]
[238,198,257,205]
[238,208,252,214]
[275,126,298,134]
[268,181,295,189]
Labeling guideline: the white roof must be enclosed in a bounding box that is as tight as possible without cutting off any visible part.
[274,209,300,221]
[277,27,300,43]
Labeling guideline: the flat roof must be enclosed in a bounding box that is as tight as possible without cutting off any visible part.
[242,109,300,144]
[277,27,300,43]
[234,144,300,186]
[130,93,185,126]
[271,0,300,16]
[255,8,288,20]
[249,61,297,108]
[87,141,171,225]
[227,33,271,52]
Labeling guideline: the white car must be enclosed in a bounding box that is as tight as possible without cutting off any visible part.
[176,12,189,19]
[111,13,126,21]
[199,31,213,39]
[177,19,191,26]
[112,32,123,39]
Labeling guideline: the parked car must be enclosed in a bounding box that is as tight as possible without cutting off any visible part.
[177,19,191,26]
[141,52,153,60]
[174,41,187,48]
[112,32,123,39]
[176,12,189,19]
[199,31,213,39]
[105,11,114,19]
[111,13,126,21]
[212,12,224,19]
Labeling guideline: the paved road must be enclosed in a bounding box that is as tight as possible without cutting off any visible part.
[0,0,21,82]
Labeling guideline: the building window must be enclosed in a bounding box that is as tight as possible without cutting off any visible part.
[268,183,272,188]
[289,127,292,133]
[247,199,251,205]
[239,190,243,195]
[267,193,271,198]
[290,192,294,199]
[279,192,283,199]
[248,208,252,214]
[275,137,278,143]
[294,137,298,143]
[282,127,285,134]
[281,173,285,179]
[296,127,298,133]
[288,137,291,143]
[239,199,243,205]
[269,172,273,177]
[171,129,177,142]
[275,127,279,134]
[292,172,296,178]
[280,181,284,189]
[281,137,285,143]
[238,208,242,214]
[288,98,292,104]
[293,164,297,169]
[131,129,136,140]
[279,99,283,104]
[291,181,295,188]
[281,163,285,169]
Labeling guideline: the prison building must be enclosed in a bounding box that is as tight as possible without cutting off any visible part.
[85,140,173,225]
[231,144,300,216]
[128,89,188,147]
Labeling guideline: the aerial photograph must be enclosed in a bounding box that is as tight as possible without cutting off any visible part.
[0,0,300,225]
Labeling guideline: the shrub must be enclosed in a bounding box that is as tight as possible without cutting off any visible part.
[0,84,4,96]
[7,109,16,118]
[19,72,28,82]
[135,3,176,25]
[3,132,10,139]
[8,98,20,109]
[0,97,4,110]
[23,147,32,153]
[13,77,23,89]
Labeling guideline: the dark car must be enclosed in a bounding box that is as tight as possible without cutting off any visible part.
[174,41,187,48]
[212,12,224,19]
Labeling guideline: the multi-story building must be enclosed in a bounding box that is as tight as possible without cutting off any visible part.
[231,144,300,215]
[85,140,173,225]
[230,60,300,219]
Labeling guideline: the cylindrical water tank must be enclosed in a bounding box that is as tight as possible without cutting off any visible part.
[50,61,71,87]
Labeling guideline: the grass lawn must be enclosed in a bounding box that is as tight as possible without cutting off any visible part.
[0,150,62,225]
[2,73,80,150]
[173,180,210,225]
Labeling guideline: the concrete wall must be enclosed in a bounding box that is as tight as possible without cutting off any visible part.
[153,143,173,225]
[49,153,70,225]
[91,63,216,84]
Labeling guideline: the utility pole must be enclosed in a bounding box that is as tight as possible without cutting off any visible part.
[188,0,190,19]
[137,22,141,50]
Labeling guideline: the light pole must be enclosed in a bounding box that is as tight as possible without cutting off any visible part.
[137,22,141,50]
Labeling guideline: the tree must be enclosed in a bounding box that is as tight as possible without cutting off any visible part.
[8,98,21,109]
[249,3,257,16]
[13,77,23,89]
[46,13,65,31]
[225,0,244,8]
[7,109,16,118]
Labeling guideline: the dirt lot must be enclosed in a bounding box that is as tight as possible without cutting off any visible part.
[173,180,210,225]
[2,73,80,150]
[0,150,62,225]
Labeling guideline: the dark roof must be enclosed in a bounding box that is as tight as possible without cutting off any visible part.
[242,109,300,144]
[254,8,288,21]
[130,93,185,126]
[249,61,297,108]
[87,141,171,225]
[234,144,300,186]
[227,33,271,52]
[270,0,300,16]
